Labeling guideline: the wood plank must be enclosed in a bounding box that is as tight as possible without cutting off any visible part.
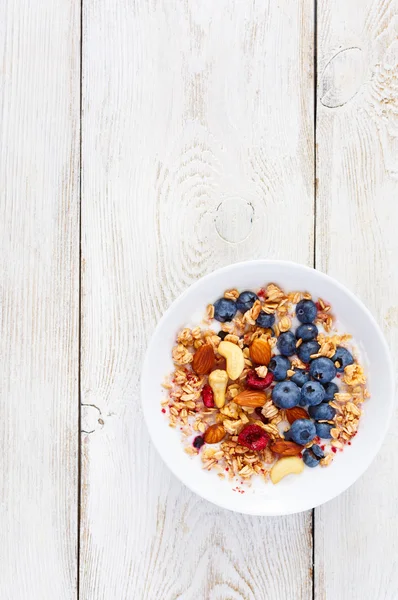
[80,1,314,597]
[0,0,80,598]
[315,0,398,598]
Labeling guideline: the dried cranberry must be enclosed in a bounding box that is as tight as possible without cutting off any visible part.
[255,406,268,423]
[246,369,274,390]
[238,424,269,451]
[193,435,205,449]
[202,384,215,408]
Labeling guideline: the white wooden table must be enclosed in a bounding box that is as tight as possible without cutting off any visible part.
[1,1,398,598]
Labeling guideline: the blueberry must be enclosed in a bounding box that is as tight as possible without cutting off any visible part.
[302,444,324,467]
[315,422,333,439]
[311,444,324,459]
[297,341,320,363]
[268,356,291,381]
[301,381,326,406]
[290,368,310,387]
[332,346,354,372]
[237,291,258,313]
[277,331,296,356]
[308,403,336,421]
[284,429,292,441]
[218,331,228,341]
[289,419,317,445]
[256,312,275,329]
[310,357,337,383]
[193,435,204,449]
[296,299,317,323]
[323,382,339,401]
[213,298,237,322]
[272,381,301,409]
[296,323,318,342]
[302,448,320,467]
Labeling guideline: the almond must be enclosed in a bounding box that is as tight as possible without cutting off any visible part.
[204,423,226,444]
[234,389,267,407]
[285,406,309,424]
[250,338,271,365]
[192,344,215,375]
[270,440,304,456]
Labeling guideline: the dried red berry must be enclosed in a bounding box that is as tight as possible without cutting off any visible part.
[202,384,215,408]
[238,424,269,451]
[246,369,274,390]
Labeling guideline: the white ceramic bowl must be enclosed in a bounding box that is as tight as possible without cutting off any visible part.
[141,260,395,515]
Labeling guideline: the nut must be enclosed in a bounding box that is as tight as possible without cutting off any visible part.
[270,456,304,484]
[234,389,267,407]
[208,369,229,408]
[192,344,215,375]
[269,440,304,456]
[218,341,245,380]
[285,406,309,424]
[204,423,226,444]
[249,338,271,365]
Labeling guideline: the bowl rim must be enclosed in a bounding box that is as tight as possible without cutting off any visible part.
[141,259,396,515]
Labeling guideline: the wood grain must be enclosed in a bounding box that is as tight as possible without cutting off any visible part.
[0,0,80,598]
[81,0,314,598]
[315,0,398,598]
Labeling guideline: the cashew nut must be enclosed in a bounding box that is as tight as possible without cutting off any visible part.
[270,456,304,484]
[218,341,244,381]
[208,369,228,408]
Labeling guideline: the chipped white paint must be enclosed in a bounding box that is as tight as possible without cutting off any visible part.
[316,0,398,598]
[0,0,80,598]
[80,0,314,598]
